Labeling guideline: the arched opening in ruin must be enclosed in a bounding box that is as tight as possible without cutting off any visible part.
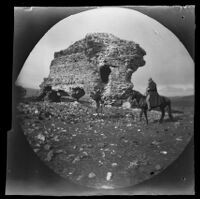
[100,65,112,84]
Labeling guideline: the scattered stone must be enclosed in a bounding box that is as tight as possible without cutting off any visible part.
[111,163,118,167]
[111,150,117,155]
[122,102,131,109]
[51,123,55,127]
[160,151,168,155]
[34,110,39,114]
[72,156,80,164]
[98,160,103,166]
[176,137,183,141]
[118,154,122,158]
[68,171,74,176]
[88,172,96,178]
[66,154,75,160]
[106,172,112,181]
[128,160,138,168]
[76,175,84,181]
[174,122,181,128]
[34,143,40,147]
[44,144,51,150]
[81,151,88,157]
[155,164,161,170]
[52,135,59,142]
[98,142,107,148]
[87,144,93,148]
[45,150,54,161]
[33,148,40,153]
[175,122,180,126]
[151,140,160,145]
[110,143,117,146]
[73,145,77,150]
[36,134,45,142]
[55,149,65,154]
[79,147,84,151]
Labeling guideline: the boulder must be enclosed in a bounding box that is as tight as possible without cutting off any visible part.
[71,87,85,101]
[36,85,69,102]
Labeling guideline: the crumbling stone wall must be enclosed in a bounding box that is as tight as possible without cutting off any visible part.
[40,33,146,102]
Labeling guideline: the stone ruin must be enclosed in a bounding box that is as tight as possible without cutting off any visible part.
[39,33,146,104]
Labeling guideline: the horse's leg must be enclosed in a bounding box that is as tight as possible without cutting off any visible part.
[167,102,174,121]
[159,107,165,123]
[144,109,148,125]
[140,109,144,121]
[96,101,100,113]
[100,102,103,114]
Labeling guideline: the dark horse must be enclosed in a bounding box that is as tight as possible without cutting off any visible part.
[126,90,173,124]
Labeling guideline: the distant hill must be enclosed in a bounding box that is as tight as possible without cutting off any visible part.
[170,95,194,101]
[170,95,194,110]
[25,87,40,97]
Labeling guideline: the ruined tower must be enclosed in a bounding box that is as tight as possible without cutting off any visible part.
[40,33,146,102]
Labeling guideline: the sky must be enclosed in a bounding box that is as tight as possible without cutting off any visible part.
[16,7,194,96]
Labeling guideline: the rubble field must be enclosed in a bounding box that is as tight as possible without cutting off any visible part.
[16,96,194,189]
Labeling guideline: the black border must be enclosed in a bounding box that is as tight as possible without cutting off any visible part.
[2,2,198,196]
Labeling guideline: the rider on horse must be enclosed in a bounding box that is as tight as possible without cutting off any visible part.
[146,78,160,111]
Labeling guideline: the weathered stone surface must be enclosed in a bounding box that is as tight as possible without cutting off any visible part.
[40,33,146,102]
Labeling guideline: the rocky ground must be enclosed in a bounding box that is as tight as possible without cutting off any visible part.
[16,96,194,189]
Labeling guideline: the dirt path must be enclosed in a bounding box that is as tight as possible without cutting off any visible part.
[17,98,194,189]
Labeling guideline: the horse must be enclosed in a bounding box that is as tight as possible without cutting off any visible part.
[124,90,174,124]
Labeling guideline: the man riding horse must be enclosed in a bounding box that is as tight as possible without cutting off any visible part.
[146,78,161,111]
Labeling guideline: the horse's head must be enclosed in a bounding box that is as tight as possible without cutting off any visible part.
[120,88,141,100]
[131,90,145,102]
[43,85,52,93]
[131,90,138,99]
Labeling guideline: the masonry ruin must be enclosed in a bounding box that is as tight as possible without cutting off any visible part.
[39,33,146,103]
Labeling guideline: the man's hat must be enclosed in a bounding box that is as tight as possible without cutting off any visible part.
[148,77,153,81]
